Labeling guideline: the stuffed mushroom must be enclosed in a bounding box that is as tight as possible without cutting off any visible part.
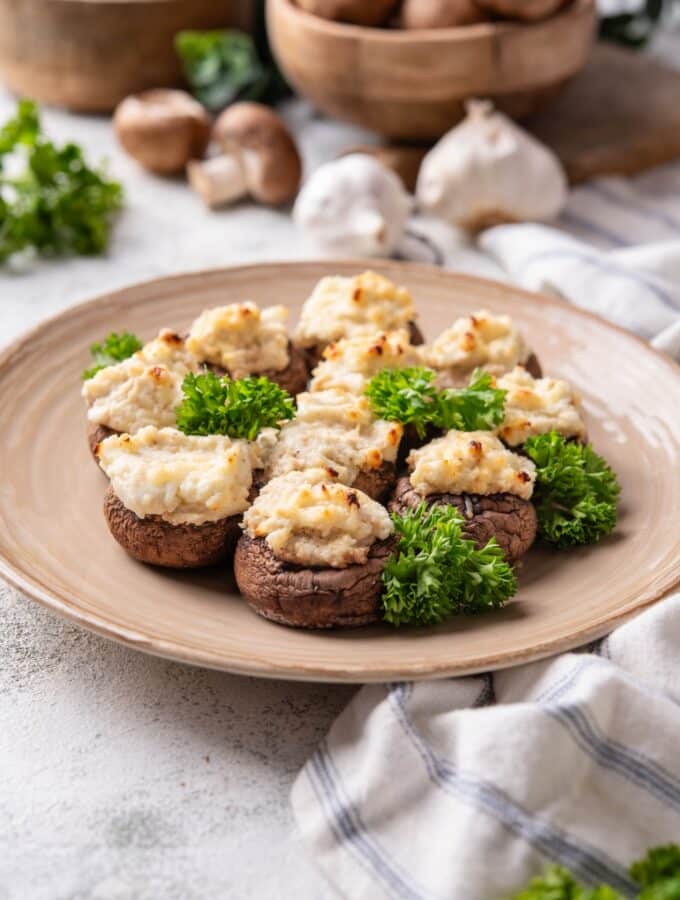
[308,329,422,395]
[97,426,255,568]
[293,271,424,369]
[421,310,541,389]
[186,301,308,395]
[259,389,403,500]
[82,329,198,462]
[389,430,537,562]
[235,470,395,628]
[494,366,587,448]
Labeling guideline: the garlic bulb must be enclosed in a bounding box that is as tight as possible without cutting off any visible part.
[293,154,412,258]
[416,100,567,231]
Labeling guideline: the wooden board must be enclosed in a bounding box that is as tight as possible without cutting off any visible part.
[349,43,680,190]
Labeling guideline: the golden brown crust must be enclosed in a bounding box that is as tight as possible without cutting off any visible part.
[303,319,424,371]
[103,487,242,568]
[234,534,394,628]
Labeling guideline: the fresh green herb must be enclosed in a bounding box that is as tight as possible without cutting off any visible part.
[510,844,680,900]
[365,367,506,436]
[365,366,439,438]
[437,370,506,431]
[82,331,143,380]
[175,30,288,113]
[176,371,295,440]
[0,100,123,265]
[524,432,620,549]
[381,503,517,627]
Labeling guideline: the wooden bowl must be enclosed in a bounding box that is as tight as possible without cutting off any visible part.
[0,0,254,113]
[266,0,596,141]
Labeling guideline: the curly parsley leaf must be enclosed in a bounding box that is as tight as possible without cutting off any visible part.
[631,845,680,898]
[510,865,621,899]
[176,371,295,440]
[0,100,123,265]
[365,367,506,436]
[524,431,620,549]
[364,366,439,438]
[381,502,517,627]
[175,30,288,113]
[437,369,506,431]
[82,331,143,380]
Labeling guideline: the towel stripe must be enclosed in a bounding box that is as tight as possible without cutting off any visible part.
[587,182,680,233]
[388,684,637,895]
[559,209,630,248]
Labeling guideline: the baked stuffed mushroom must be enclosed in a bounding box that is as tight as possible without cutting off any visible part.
[308,329,422,395]
[421,309,541,389]
[82,329,198,462]
[235,470,395,628]
[494,366,587,448]
[389,430,537,563]
[259,389,402,501]
[293,271,424,369]
[186,301,308,395]
[97,426,254,568]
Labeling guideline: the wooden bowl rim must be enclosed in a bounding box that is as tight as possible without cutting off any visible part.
[270,0,595,43]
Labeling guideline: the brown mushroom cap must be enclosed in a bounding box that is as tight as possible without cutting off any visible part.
[206,341,309,396]
[434,352,543,390]
[473,0,567,21]
[88,422,117,464]
[212,102,302,205]
[389,478,537,562]
[114,89,211,175]
[234,533,394,628]
[296,0,398,25]
[401,0,488,28]
[103,487,241,568]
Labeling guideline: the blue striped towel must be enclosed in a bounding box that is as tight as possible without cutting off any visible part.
[291,165,680,899]
[292,594,680,899]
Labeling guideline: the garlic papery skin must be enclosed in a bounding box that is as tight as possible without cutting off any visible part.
[416,100,568,231]
[293,154,412,258]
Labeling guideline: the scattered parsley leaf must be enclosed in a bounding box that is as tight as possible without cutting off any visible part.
[524,432,620,549]
[175,30,288,113]
[510,845,680,900]
[437,369,506,431]
[365,367,506,436]
[82,331,143,380]
[176,371,295,440]
[0,100,123,265]
[381,502,517,627]
[365,366,439,438]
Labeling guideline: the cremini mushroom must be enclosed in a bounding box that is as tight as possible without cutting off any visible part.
[187,102,302,209]
[113,89,211,175]
[473,0,566,21]
[401,0,488,28]
[296,0,398,26]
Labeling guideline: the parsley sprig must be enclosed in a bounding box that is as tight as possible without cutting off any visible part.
[381,503,517,627]
[511,844,680,899]
[176,371,294,440]
[524,432,620,549]
[365,367,506,437]
[0,100,123,264]
[82,331,143,380]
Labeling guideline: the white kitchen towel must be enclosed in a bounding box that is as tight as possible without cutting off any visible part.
[292,592,680,900]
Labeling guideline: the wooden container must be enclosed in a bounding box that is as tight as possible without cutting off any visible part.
[267,0,596,141]
[0,0,255,113]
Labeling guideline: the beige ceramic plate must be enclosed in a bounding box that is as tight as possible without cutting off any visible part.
[1,261,679,682]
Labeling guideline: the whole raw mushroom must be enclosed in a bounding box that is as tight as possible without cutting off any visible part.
[187,102,302,208]
[293,153,412,257]
[296,0,399,25]
[113,89,211,175]
[473,0,566,21]
[401,0,488,27]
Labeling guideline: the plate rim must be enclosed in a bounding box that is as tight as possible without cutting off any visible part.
[2,259,679,682]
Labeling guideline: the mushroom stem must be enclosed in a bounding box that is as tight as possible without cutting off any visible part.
[187,155,248,209]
